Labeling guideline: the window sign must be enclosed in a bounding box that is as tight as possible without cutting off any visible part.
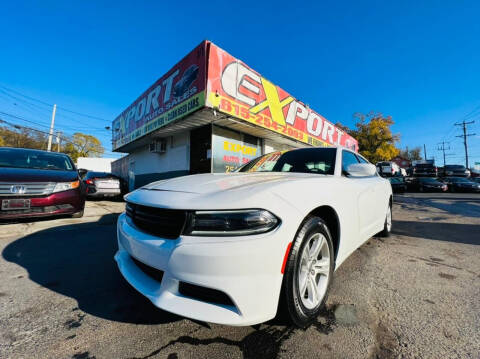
[212,126,261,173]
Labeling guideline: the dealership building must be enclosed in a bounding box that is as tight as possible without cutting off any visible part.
[111,41,358,190]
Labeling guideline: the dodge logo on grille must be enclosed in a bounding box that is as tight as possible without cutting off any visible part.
[10,185,26,194]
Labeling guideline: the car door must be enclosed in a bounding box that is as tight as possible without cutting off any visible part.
[356,154,388,229]
[341,150,378,241]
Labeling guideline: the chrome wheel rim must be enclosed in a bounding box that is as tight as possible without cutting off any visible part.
[386,206,392,231]
[297,233,330,310]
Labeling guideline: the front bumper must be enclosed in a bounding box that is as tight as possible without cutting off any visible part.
[115,213,287,326]
[0,189,85,219]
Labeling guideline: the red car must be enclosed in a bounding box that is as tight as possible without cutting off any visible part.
[0,147,85,220]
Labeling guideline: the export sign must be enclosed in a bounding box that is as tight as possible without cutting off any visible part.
[206,44,358,151]
[112,42,207,150]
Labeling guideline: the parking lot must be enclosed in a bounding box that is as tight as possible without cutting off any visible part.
[1,194,479,359]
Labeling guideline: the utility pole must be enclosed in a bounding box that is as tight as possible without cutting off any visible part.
[423,144,427,160]
[455,120,476,168]
[47,104,57,151]
[437,141,450,167]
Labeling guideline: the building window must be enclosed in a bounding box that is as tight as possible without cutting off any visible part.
[212,126,262,173]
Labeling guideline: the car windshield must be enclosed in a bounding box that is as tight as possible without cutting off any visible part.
[237,148,337,175]
[448,177,470,183]
[419,177,439,183]
[389,177,404,184]
[0,148,75,171]
[445,165,465,170]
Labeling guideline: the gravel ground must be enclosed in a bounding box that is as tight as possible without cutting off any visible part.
[0,194,479,359]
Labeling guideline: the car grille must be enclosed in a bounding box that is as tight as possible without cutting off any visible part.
[125,202,187,239]
[178,282,235,306]
[0,182,56,196]
[131,256,164,283]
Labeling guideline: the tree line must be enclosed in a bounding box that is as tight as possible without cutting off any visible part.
[1,112,419,165]
[337,112,422,164]
[0,125,104,162]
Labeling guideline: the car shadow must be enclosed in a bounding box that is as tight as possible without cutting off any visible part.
[392,220,480,245]
[2,213,180,325]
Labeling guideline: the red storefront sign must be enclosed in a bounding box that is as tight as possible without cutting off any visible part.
[112,42,207,150]
[205,43,358,151]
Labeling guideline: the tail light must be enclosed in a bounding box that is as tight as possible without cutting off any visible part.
[86,179,94,185]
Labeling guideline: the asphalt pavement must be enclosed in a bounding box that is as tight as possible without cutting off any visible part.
[0,194,479,359]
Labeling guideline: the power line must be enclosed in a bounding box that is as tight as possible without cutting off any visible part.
[463,104,480,121]
[0,91,110,132]
[0,111,53,130]
[0,108,110,135]
[0,117,82,150]
[437,141,452,167]
[0,85,111,124]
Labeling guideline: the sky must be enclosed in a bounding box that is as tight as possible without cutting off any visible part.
[1,1,479,166]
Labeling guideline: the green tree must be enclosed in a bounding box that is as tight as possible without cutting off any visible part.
[64,132,104,162]
[0,126,47,149]
[336,112,400,163]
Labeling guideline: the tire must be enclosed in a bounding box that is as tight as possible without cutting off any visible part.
[378,203,392,237]
[282,217,334,328]
[71,209,84,218]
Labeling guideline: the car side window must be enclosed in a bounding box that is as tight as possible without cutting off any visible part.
[342,150,360,174]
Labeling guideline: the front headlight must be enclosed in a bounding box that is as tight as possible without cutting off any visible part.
[53,180,80,193]
[183,209,280,236]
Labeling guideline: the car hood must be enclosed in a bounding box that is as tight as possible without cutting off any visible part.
[0,167,78,182]
[141,172,317,195]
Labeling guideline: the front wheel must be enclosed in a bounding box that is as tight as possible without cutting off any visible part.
[378,204,392,237]
[282,217,334,328]
[71,209,84,218]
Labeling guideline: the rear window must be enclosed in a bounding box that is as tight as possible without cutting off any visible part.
[419,177,439,183]
[445,165,465,170]
[85,172,115,179]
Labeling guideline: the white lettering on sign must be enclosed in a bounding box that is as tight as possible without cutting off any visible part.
[335,128,344,145]
[221,62,261,107]
[286,101,308,125]
[135,98,146,122]
[218,60,352,148]
[146,85,161,115]
[307,112,323,136]
[321,121,335,144]
[162,69,180,103]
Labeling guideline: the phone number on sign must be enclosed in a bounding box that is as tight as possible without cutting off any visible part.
[219,98,305,141]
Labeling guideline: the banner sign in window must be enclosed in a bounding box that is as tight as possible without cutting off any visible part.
[212,126,261,173]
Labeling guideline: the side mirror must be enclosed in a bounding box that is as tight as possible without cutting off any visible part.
[346,163,377,177]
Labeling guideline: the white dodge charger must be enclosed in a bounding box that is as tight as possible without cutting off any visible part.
[115,147,392,327]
